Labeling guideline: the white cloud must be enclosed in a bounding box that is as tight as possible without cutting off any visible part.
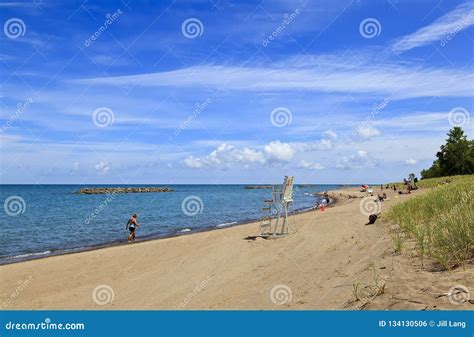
[318,139,332,150]
[184,156,204,168]
[405,158,418,165]
[324,130,337,140]
[235,147,266,163]
[184,143,266,169]
[264,141,295,162]
[336,150,375,170]
[355,125,381,139]
[183,140,324,169]
[299,160,324,170]
[391,2,474,52]
[182,130,339,170]
[95,161,110,174]
[294,139,333,151]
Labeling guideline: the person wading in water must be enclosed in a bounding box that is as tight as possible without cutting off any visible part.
[125,214,139,242]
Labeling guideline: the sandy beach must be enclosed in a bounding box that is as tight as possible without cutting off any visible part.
[1,186,472,310]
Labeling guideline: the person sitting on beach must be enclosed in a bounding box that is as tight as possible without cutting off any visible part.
[377,193,384,202]
[366,213,380,225]
[382,192,387,200]
[126,214,139,242]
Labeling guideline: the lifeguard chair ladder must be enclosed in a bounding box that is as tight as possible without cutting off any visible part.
[259,176,296,238]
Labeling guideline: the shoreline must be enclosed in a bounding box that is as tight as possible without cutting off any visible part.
[0,194,337,266]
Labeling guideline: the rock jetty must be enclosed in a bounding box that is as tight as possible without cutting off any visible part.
[75,187,174,194]
[244,185,273,189]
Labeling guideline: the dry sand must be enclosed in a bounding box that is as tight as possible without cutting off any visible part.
[1,187,472,310]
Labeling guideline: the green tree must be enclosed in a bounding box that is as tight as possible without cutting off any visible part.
[421,127,474,179]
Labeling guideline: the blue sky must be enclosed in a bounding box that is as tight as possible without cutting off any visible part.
[1,0,473,184]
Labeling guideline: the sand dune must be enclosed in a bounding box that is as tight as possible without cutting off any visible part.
[1,187,472,310]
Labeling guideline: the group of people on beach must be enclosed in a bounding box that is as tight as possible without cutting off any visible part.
[313,191,332,210]
[376,192,387,202]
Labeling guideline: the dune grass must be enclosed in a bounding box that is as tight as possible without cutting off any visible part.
[388,174,471,190]
[388,175,474,269]
[416,174,473,189]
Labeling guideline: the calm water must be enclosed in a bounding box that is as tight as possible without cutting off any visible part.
[0,184,346,263]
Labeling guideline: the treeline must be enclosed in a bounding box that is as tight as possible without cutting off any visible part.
[421,127,474,179]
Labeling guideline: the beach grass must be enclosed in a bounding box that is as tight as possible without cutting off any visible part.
[388,175,474,269]
[389,174,472,190]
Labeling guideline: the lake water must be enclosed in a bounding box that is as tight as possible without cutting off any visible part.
[0,184,347,263]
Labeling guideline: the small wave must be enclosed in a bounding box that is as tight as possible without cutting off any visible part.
[180,228,192,232]
[216,221,237,228]
[9,250,51,259]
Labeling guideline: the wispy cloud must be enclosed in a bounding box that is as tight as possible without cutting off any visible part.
[391,1,474,52]
[72,57,474,100]
[372,112,461,131]
[0,2,36,7]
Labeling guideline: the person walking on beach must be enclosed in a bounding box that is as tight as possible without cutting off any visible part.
[126,214,139,242]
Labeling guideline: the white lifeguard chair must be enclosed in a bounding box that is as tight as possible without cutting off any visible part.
[259,176,296,238]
